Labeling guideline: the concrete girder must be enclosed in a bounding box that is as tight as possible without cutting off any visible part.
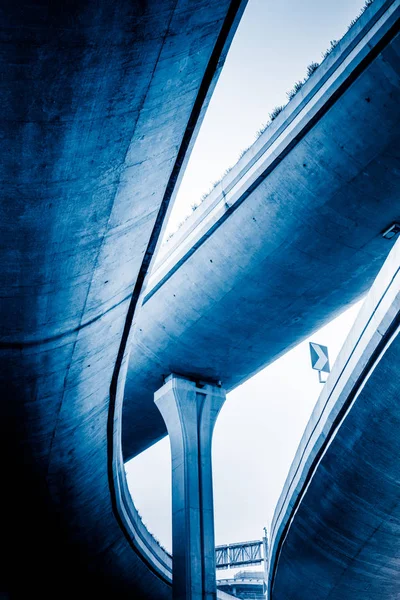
[123,0,400,460]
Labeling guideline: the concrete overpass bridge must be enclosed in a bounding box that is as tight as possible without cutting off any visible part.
[0,1,246,597]
[123,0,400,459]
[268,237,400,599]
[120,0,400,593]
[1,0,399,598]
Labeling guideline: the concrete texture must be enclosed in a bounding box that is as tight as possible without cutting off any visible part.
[155,375,226,600]
[268,238,400,599]
[123,0,400,460]
[0,1,246,597]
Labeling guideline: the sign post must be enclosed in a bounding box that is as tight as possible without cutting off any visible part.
[309,342,330,383]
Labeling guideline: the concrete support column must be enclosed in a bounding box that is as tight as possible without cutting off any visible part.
[154,374,226,600]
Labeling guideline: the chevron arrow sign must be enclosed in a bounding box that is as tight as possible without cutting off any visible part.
[309,342,330,373]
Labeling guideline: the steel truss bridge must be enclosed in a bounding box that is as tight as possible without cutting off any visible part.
[216,536,268,570]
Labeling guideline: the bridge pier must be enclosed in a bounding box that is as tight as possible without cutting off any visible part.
[154,374,225,600]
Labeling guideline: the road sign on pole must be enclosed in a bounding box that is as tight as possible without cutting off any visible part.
[309,342,330,383]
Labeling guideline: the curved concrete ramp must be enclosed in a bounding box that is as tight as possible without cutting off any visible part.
[0,1,245,597]
[124,0,400,459]
[269,238,400,599]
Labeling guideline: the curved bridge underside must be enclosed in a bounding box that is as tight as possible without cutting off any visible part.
[268,239,400,600]
[0,1,245,597]
[123,0,400,460]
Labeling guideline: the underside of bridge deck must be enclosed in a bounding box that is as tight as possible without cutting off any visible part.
[0,1,246,597]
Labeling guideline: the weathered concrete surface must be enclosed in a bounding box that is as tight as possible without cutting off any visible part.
[123,0,400,459]
[0,1,246,597]
[268,238,400,599]
[155,376,225,600]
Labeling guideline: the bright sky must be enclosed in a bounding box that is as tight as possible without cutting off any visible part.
[125,0,369,559]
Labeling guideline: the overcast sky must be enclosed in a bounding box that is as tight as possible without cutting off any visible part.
[126,0,369,559]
